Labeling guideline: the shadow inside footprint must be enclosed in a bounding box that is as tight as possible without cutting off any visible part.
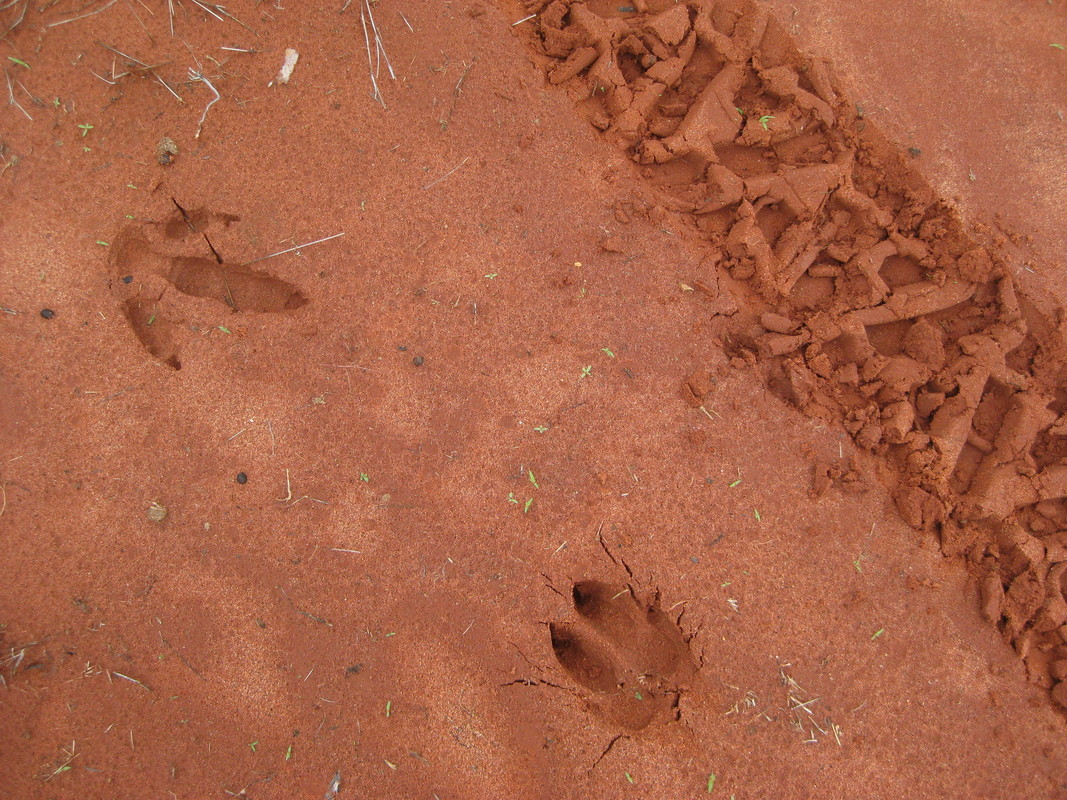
[122,298,182,370]
[167,256,307,312]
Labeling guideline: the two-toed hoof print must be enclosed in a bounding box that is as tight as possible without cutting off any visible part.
[109,204,306,370]
[550,580,693,730]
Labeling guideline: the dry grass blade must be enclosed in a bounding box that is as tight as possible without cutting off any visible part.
[359,0,393,107]
[0,0,29,41]
[5,68,31,120]
[48,0,118,28]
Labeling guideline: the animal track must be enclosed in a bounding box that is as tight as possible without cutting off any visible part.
[522,0,1067,706]
[109,202,306,369]
[550,581,692,730]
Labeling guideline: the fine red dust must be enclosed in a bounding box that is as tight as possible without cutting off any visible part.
[1,1,1065,798]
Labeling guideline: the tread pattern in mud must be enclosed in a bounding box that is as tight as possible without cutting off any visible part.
[521,0,1067,707]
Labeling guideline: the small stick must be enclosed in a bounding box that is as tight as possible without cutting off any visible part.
[0,0,28,42]
[190,0,223,21]
[512,13,536,26]
[152,70,183,102]
[364,0,394,79]
[359,4,383,107]
[188,68,219,139]
[421,157,469,190]
[398,10,413,32]
[48,0,119,27]
[111,671,151,691]
[0,483,6,519]
[5,69,31,120]
[277,586,333,627]
[240,232,345,266]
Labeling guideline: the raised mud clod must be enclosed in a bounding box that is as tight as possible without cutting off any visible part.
[520,0,1067,708]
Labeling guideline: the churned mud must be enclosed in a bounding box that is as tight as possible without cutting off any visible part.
[2,0,1066,798]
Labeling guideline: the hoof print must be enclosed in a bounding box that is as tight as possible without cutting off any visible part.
[551,580,692,730]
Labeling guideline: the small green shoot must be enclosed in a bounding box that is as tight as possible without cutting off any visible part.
[600,347,615,357]
[507,492,519,504]
[96,240,109,246]
[534,424,549,433]
[634,691,643,700]
[285,744,293,761]
[706,773,717,793]
[125,214,135,220]
[484,272,498,279]
[127,183,138,189]
[729,478,742,488]
[734,106,744,116]
[580,365,592,379]
[1051,43,1065,50]
[52,97,60,107]
[625,772,635,784]
[359,472,369,482]
[385,700,393,717]
[871,628,885,641]
[852,557,864,574]
[8,56,29,69]
[528,469,539,489]
[754,509,761,522]
[384,759,397,770]
[217,325,231,334]
[758,115,774,130]
[248,741,258,753]
[77,123,94,137]
[524,497,533,513]
[147,313,156,327]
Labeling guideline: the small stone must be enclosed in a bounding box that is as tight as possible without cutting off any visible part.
[236,472,248,484]
[40,308,55,319]
[147,502,167,523]
[412,356,424,367]
[121,275,133,284]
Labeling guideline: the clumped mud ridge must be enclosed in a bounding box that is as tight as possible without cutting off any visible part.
[518,0,1067,704]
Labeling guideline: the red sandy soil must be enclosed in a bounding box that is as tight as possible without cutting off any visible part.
[2,1,1067,798]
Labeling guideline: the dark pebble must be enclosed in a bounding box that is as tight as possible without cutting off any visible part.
[412,356,424,367]
[121,275,133,284]
[908,146,922,158]
[236,472,248,484]
[40,308,55,319]
[346,664,363,674]
[397,345,407,351]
